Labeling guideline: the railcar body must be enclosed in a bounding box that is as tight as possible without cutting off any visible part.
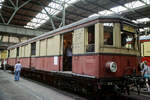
[7,16,141,96]
[140,38,150,66]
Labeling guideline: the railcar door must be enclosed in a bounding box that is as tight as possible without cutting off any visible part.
[62,32,73,71]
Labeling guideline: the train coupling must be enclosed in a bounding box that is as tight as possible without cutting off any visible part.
[123,75,145,94]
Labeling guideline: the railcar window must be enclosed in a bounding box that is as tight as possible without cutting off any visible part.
[17,47,19,57]
[104,23,113,45]
[86,25,95,52]
[31,42,36,55]
[121,32,134,49]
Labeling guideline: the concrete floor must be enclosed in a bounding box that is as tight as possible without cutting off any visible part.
[1,70,150,100]
[0,70,86,100]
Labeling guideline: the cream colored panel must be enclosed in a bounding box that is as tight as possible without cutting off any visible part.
[36,41,40,56]
[13,48,16,57]
[0,51,1,59]
[99,23,104,47]
[141,43,144,56]
[24,44,31,57]
[144,42,150,56]
[95,23,103,52]
[27,44,31,57]
[40,39,47,56]
[47,35,60,55]
[10,48,16,58]
[60,35,63,55]
[114,23,121,48]
[22,46,24,57]
[21,46,25,57]
[73,28,85,54]
[20,47,22,57]
[84,28,88,49]
[24,45,27,57]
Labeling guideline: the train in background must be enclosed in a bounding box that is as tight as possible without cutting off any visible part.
[6,16,142,97]
[140,35,150,66]
[0,50,7,69]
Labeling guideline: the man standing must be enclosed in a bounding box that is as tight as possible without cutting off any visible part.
[14,61,22,81]
[141,61,150,92]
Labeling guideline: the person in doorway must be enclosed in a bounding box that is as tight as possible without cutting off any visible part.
[66,42,72,67]
[141,61,150,92]
[14,61,22,81]
[3,59,7,71]
[87,33,94,52]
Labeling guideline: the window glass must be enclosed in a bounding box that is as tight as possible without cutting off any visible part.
[86,25,95,52]
[104,23,113,45]
[121,32,135,49]
[31,42,36,55]
[17,47,19,57]
[8,50,10,57]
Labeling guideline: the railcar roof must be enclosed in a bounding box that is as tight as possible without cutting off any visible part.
[8,15,136,49]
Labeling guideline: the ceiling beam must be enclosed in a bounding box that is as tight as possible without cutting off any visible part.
[109,0,150,20]
[0,23,48,36]
[6,0,33,24]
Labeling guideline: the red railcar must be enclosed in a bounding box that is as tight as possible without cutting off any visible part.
[7,16,142,96]
[140,37,150,66]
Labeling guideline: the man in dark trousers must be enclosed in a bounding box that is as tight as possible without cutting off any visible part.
[14,61,22,81]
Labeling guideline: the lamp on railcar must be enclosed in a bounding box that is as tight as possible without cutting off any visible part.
[105,62,117,72]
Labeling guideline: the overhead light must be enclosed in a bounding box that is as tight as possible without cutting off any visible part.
[111,6,127,13]
[143,0,150,4]
[125,1,145,9]
[136,17,150,23]
[0,0,4,9]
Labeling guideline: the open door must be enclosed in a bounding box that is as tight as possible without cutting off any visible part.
[63,32,72,71]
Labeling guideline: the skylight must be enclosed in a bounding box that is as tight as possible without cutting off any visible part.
[110,6,127,13]
[98,10,113,15]
[25,0,150,30]
[144,27,150,30]
[95,6,127,16]
[136,17,150,23]
[143,0,150,4]
[24,0,79,29]
[139,28,144,32]
[89,0,149,24]
[125,1,145,9]
[0,0,4,9]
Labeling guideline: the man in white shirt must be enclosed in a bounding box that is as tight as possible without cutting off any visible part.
[14,61,22,81]
[141,61,150,92]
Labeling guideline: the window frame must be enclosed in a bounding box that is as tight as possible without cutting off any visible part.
[31,42,36,56]
[85,24,95,53]
[120,22,137,50]
[103,22,115,47]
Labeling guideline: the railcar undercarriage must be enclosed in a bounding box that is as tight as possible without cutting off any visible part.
[6,65,144,99]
